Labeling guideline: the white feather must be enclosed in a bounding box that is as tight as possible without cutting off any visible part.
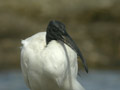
[21,32,85,90]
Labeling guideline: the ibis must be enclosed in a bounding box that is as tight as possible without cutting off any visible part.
[21,20,88,90]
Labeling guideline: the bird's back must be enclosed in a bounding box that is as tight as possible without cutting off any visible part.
[21,32,84,90]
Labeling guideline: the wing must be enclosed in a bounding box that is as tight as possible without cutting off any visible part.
[21,46,31,88]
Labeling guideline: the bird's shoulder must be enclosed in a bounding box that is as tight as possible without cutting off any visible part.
[21,32,46,52]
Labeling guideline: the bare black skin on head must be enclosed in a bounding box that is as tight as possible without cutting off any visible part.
[46,20,88,73]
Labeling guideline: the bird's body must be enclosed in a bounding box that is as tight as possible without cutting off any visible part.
[21,32,84,90]
[21,20,87,90]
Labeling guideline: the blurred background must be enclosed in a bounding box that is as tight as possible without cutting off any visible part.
[0,0,120,90]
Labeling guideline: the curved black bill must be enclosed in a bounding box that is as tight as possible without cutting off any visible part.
[62,33,88,73]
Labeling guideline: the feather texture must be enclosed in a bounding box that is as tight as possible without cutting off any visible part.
[21,32,84,90]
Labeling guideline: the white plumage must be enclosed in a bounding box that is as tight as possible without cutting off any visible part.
[21,21,87,90]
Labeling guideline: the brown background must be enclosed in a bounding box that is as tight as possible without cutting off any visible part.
[0,0,120,70]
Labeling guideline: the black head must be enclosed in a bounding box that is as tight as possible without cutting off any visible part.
[46,20,88,73]
[46,20,67,44]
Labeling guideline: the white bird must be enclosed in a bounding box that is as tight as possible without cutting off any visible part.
[21,20,88,90]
